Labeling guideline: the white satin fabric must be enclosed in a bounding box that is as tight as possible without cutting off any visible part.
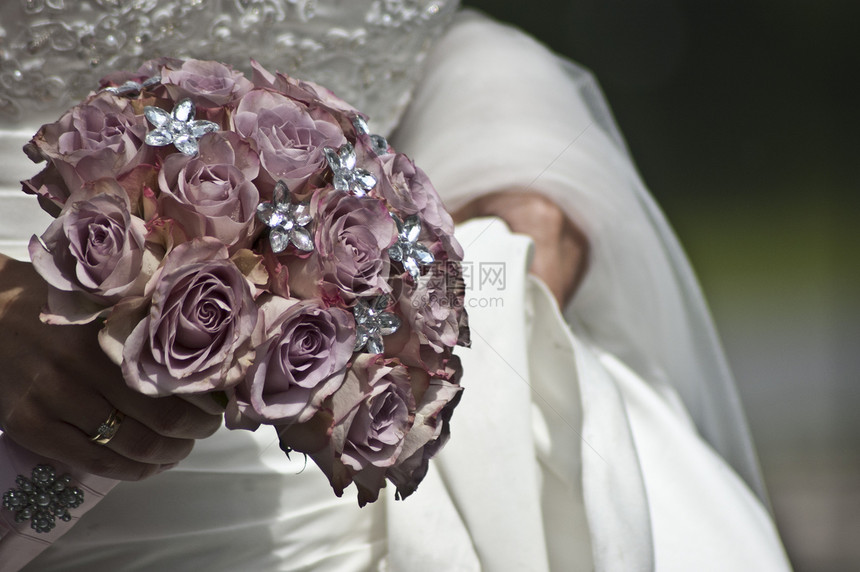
[393,12,766,503]
[0,10,790,571]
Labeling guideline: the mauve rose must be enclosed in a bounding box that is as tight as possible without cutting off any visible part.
[378,155,442,228]
[226,296,355,429]
[298,355,463,505]
[293,78,360,117]
[120,238,258,396]
[234,89,345,189]
[386,358,463,500]
[158,133,260,250]
[161,59,253,107]
[398,262,467,354]
[288,191,396,301]
[249,60,359,120]
[29,181,156,325]
[321,355,416,505]
[25,93,149,193]
[378,154,462,261]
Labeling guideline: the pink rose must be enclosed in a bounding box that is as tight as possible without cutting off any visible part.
[29,180,156,325]
[398,262,469,354]
[297,354,464,506]
[25,92,150,193]
[21,165,72,216]
[118,238,258,396]
[249,60,359,120]
[226,296,355,429]
[378,154,462,260]
[379,154,445,228]
[319,355,417,505]
[160,59,253,107]
[157,133,260,250]
[386,358,464,500]
[293,78,361,117]
[234,89,345,189]
[286,191,397,301]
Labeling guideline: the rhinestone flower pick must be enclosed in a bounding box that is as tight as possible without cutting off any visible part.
[144,98,219,156]
[353,296,401,354]
[2,465,84,533]
[104,75,161,97]
[324,142,377,197]
[352,116,389,156]
[388,214,434,280]
[257,180,314,253]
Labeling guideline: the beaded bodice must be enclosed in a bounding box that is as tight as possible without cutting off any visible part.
[0,0,458,132]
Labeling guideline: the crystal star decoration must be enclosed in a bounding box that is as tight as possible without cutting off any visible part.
[256,180,314,253]
[144,98,219,156]
[388,214,434,280]
[323,142,377,196]
[353,296,401,354]
[352,116,389,156]
[104,75,161,97]
[2,464,84,534]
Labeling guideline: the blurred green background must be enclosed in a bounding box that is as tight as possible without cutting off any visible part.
[463,0,860,570]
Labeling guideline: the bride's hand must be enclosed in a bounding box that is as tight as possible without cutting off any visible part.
[453,191,589,307]
[0,255,223,481]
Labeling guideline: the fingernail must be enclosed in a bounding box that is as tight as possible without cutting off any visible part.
[158,463,178,473]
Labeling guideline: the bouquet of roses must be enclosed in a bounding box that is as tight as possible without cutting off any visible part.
[2,57,469,557]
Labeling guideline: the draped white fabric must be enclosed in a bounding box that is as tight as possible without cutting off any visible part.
[0,10,790,571]
[391,11,767,503]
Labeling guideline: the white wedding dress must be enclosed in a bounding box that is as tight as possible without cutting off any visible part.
[0,2,789,570]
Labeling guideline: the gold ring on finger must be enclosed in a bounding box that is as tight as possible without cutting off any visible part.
[89,409,125,445]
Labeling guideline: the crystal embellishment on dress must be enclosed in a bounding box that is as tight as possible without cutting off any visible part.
[324,142,377,196]
[257,180,314,253]
[2,464,85,534]
[353,296,400,354]
[389,214,434,280]
[0,0,459,130]
[144,98,219,156]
